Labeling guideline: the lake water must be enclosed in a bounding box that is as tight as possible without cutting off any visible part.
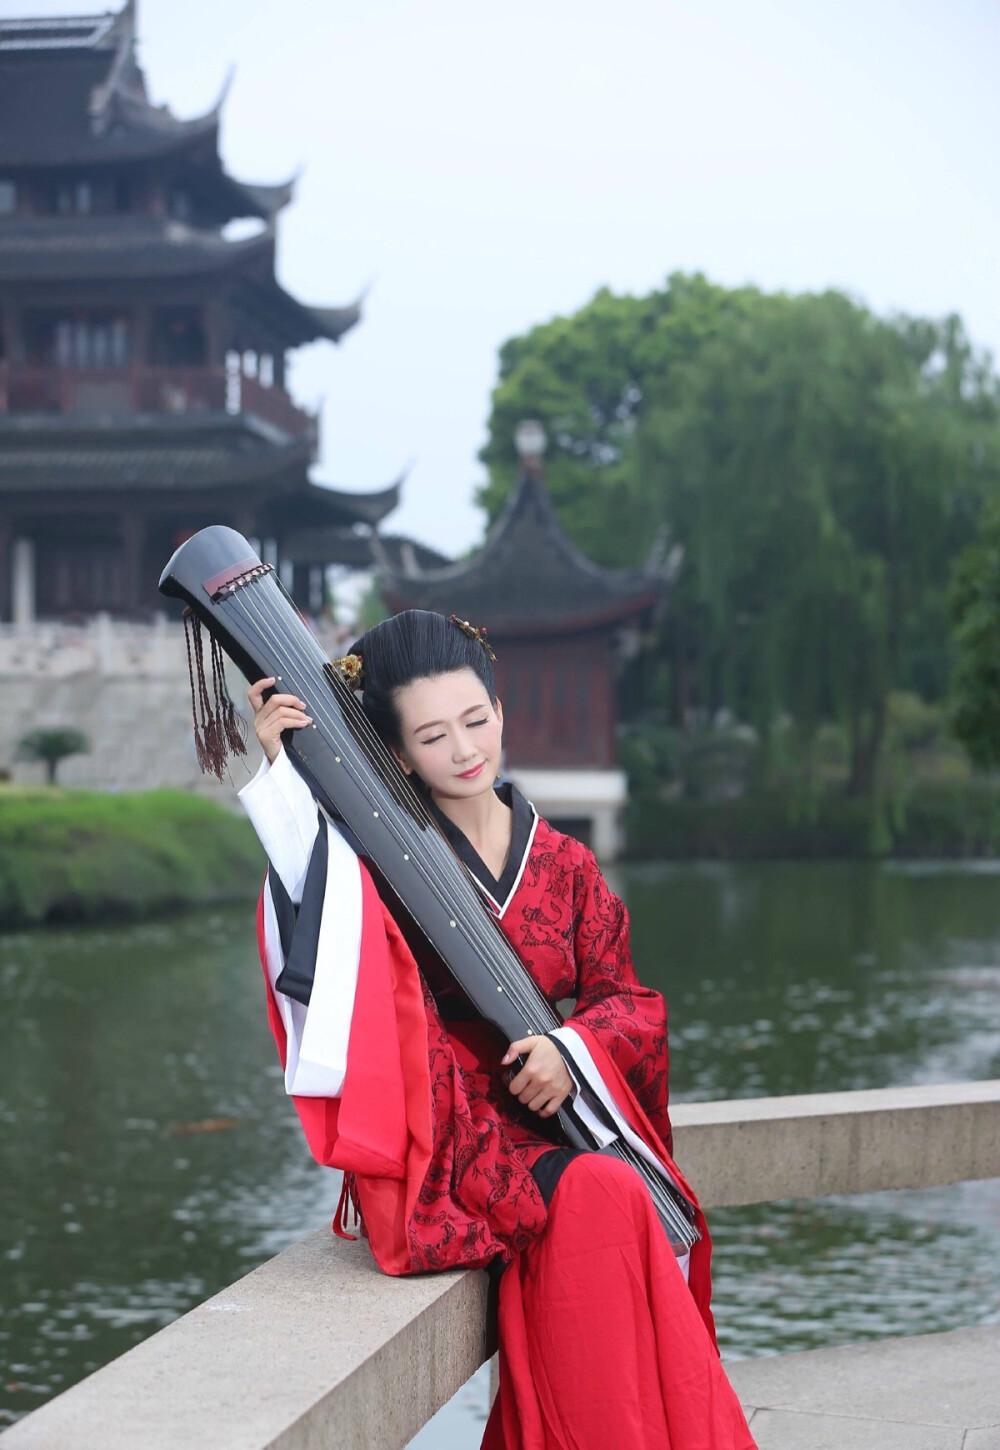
[3,860,1000,1443]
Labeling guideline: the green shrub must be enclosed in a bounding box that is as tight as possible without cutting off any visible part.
[0,788,264,927]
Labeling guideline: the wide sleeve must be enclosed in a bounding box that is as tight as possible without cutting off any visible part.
[239,746,363,1100]
[238,745,319,904]
[566,846,673,1156]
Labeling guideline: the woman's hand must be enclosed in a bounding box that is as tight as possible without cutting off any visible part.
[246,677,313,763]
[502,1035,574,1118]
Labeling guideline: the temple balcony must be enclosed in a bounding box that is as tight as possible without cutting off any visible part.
[0,361,317,447]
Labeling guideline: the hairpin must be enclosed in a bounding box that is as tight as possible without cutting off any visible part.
[449,615,497,663]
[329,653,364,689]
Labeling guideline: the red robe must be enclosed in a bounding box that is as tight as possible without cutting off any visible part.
[256,802,757,1450]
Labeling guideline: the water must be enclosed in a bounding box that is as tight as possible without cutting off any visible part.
[2,861,1000,1441]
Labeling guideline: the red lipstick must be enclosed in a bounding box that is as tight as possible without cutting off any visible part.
[457,762,485,780]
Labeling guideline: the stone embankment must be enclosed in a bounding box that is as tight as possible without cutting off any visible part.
[0,617,301,925]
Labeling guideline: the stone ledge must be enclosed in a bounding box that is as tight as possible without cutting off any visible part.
[0,1229,492,1450]
[671,1079,1000,1206]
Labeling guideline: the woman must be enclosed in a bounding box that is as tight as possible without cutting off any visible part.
[237,609,756,1450]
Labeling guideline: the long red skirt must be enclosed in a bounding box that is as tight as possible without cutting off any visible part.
[481,1155,757,1450]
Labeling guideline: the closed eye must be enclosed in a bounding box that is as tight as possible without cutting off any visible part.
[417,716,486,742]
[419,718,489,746]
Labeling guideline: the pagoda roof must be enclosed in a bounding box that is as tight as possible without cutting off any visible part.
[0,414,402,541]
[0,216,361,344]
[0,5,216,166]
[376,534,452,573]
[0,4,295,221]
[232,274,363,347]
[271,476,403,531]
[0,415,314,493]
[378,473,665,635]
[280,528,451,572]
[0,215,273,282]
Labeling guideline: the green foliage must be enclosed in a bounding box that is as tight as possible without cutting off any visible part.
[625,779,1000,861]
[482,274,1000,796]
[16,728,91,785]
[949,502,1000,770]
[620,719,758,801]
[0,788,264,927]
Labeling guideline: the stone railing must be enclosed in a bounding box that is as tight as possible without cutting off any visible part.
[3,1080,999,1450]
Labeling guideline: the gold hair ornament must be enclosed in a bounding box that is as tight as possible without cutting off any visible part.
[329,653,365,690]
[449,615,497,663]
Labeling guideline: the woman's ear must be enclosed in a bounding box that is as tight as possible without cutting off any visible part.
[391,744,414,776]
[495,697,504,732]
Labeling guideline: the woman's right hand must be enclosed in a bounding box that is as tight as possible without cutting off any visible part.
[247,678,313,763]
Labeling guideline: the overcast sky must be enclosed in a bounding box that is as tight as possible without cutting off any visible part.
[15,0,1000,557]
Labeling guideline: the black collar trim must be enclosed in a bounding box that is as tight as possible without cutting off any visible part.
[429,780,538,918]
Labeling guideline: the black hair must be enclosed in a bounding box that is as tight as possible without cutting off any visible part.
[349,609,497,748]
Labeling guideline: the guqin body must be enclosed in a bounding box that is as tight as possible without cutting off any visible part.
[158,525,699,1249]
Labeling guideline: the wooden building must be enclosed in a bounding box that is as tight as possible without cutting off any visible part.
[0,3,400,621]
[379,470,665,856]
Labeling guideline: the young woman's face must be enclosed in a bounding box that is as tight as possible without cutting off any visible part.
[392,668,503,800]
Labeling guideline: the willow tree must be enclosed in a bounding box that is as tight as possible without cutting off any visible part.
[481,275,1000,794]
[950,501,1000,770]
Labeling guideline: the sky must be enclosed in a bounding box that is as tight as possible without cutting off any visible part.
[13,0,1000,558]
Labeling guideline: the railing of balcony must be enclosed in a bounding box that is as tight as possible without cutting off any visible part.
[0,361,315,441]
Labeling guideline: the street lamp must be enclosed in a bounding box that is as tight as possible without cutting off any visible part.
[514,419,547,478]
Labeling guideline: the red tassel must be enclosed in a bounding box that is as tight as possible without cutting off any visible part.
[182,609,247,782]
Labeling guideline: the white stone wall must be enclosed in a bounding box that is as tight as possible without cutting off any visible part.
[509,765,629,860]
[0,615,348,800]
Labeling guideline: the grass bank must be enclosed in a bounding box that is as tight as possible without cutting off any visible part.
[0,787,264,928]
[625,780,1000,860]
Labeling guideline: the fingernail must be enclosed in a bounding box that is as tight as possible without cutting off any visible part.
[304,716,313,724]
[501,1053,511,1065]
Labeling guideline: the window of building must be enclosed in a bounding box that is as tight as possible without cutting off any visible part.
[150,307,206,367]
[41,540,124,613]
[0,180,16,215]
[24,309,132,369]
[52,177,98,216]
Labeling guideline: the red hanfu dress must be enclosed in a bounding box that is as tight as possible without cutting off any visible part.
[239,751,757,1450]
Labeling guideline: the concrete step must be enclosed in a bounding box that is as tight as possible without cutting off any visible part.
[728,1324,1000,1449]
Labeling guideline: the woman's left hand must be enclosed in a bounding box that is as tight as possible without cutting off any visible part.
[502,1035,574,1118]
